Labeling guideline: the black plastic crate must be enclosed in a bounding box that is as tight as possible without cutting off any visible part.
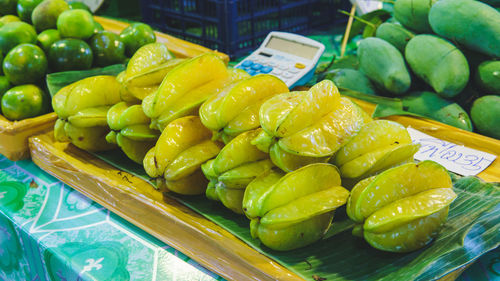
[140,0,350,58]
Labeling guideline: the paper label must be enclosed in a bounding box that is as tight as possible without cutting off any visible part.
[350,0,383,15]
[407,128,497,176]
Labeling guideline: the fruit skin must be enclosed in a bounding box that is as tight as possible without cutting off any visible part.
[203,129,273,214]
[402,91,473,131]
[470,95,500,139]
[48,39,93,71]
[31,0,69,32]
[258,80,369,159]
[1,84,49,120]
[429,0,500,58]
[119,23,156,57]
[17,0,43,22]
[56,9,94,40]
[0,21,37,55]
[394,0,436,33]
[52,76,122,151]
[106,102,160,164]
[375,22,414,53]
[358,37,411,96]
[347,161,455,252]
[0,15,20,25]
[332,120,420,180]
[0,75,11,99]
[3,43,48,85]
[242,164,349,251]
[37,28,60,52]
[151,53,229,120]
[144,116,222,195]
[89,31,126,67]
[322,68,376,95]
[475,61,500,94]
[123,43,176,100]
[405,35,469,98]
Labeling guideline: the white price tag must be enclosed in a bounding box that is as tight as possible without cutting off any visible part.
[350,0,383,15]
[407,128,497,176]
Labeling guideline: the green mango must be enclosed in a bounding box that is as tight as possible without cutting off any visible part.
[394,0,437,33]
[405,35,469,98]
[375,22,414,53]
[470,95,500,139]
[475,61,500,94]
[402,91,473,131]
[429,0,500,58]
[322,68,376,95]
[358,37,411,96]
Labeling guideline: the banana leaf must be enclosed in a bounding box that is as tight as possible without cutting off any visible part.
[46,64,126,97]
[93,150,500,281]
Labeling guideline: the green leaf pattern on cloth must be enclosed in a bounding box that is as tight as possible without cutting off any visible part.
[0,155,222,281]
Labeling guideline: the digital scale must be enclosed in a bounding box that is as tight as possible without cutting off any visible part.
[235,31,325,88]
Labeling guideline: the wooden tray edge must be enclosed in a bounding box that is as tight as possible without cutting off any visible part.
[29,131,303,281]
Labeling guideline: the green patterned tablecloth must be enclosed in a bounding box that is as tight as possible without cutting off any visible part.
[0,155,223,281]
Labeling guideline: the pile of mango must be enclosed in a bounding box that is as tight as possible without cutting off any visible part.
[51,43,458,253]
[0,0,156,121]
[323,0,499,140]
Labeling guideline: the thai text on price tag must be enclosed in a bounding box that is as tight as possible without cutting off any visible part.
[407,128,497,176]
[350,0,383,15]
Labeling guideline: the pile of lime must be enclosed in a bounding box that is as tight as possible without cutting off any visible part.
[0,0,156,121]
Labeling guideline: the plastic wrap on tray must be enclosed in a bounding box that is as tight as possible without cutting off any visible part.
[0,113,57,161]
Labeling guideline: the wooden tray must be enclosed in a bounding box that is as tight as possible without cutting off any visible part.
[29,131,474,281]
[0,113,57,161]
[29,96,498,280]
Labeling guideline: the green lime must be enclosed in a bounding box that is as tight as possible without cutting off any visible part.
[37,28,60,52]
[89,31,126,67]
[67,1,91,12]
[0,0,17,15]
[0,76,11,99]
[56,9,94,40]
[0,15,20,25]
[48,38,92,71]
[17,0,43,22]
[0,21,37,55]
[1,84,49,120]
[32,0,69,32]
[119,23,156,57]
[3,43,48,85]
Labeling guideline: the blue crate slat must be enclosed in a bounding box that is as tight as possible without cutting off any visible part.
[140,0,349,58]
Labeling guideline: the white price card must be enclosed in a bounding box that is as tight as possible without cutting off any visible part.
[407,128,497,177]
[350,0,383,15]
